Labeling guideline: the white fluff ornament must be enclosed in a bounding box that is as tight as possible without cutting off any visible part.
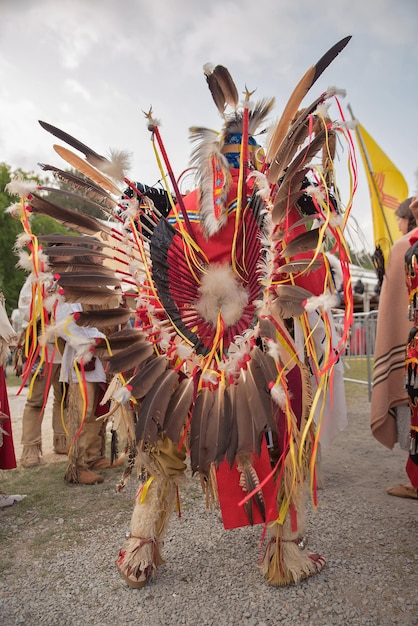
[195,263,248,327]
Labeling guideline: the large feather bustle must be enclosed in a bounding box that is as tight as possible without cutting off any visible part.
[135,369,180,445]
[204,64,239,115]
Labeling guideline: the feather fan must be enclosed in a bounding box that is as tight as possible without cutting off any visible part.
[135,368,179,445]
[163,377,194,444]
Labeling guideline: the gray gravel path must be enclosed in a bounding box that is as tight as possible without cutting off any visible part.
[1,381,417,626]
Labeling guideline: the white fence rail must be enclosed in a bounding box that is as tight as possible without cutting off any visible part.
[333,310,378,401]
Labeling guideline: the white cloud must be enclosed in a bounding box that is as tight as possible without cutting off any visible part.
[0,0,417,251]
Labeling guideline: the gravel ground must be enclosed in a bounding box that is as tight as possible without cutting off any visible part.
[1,381,417,626]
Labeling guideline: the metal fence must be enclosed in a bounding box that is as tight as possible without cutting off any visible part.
[333,310,378,401]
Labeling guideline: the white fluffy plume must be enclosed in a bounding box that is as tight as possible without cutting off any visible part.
[195,263,248,327]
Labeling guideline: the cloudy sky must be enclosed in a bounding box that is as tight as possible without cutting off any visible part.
[1,0,417,252]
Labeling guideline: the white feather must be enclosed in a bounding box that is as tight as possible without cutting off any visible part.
[304,292,339,313]
[270,382,287,409]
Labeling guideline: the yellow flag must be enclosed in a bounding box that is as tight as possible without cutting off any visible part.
[356,122,408,262]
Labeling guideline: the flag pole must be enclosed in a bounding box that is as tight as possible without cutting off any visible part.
[347,103,394,247]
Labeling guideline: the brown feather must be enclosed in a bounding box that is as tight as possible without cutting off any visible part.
[205,64,239,114]
[39,120,107,167]
[190,387,223,476]
[270,284,313,318]
[211,65,239,110]
[277,258,323,275]
[266,66,315,166]
[29,194,113,236]
[37,186,113,218]
[250,345,279,389]
[38,163,116,209]
[38,234,107,248]
[279,228,320,258]
[245,356,277,433]
[104,340,155,374]
[205,71,227,115]
[95,328,146,353]
[234,371,267,457]
[59,287,122,306]
[135,369,179,445]
[267,118,310,184]
[129,354,169,399]
[56,273,121,288]
[272,186,306,225]
[163,377,194,444]
[272,127,328,191]
[53,144,122,196]
[224,383,239,467]
[74,307,134,329]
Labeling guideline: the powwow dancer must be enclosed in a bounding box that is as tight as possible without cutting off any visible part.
[7,36,356,587]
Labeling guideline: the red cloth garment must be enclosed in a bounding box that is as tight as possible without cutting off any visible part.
[0,366,17,470]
